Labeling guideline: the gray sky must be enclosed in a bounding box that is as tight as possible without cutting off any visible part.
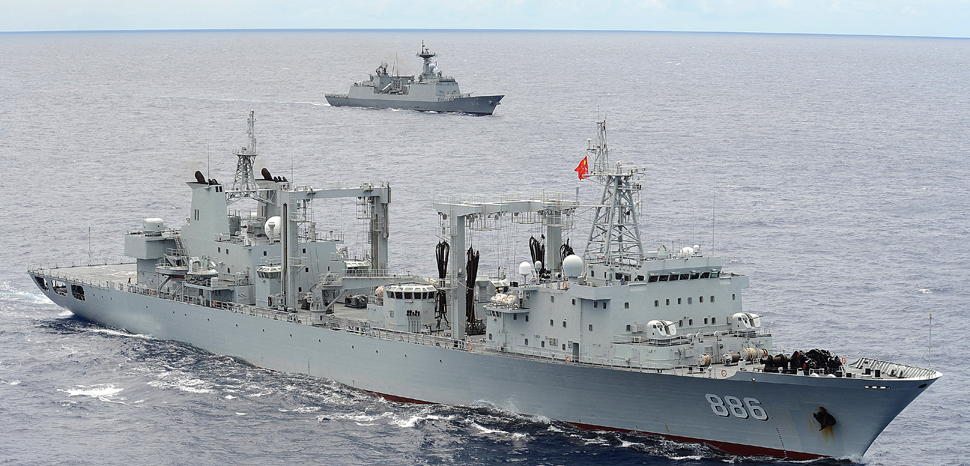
[2,0,968,38]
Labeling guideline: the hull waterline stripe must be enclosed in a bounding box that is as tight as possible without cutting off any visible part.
[361,389,822,460]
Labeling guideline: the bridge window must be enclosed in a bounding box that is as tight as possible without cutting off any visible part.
[648,276,658,283]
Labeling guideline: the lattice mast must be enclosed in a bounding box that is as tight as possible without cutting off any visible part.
[583,120,644,268]
[229,110,259,200]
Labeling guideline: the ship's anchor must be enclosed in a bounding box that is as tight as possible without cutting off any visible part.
[814,407,837,431]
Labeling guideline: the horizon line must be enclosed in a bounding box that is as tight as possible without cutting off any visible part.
[1,27,967,40]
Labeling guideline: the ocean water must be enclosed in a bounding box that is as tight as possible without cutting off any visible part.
[1,30,968,465]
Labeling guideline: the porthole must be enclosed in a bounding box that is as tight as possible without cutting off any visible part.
[562,320,567,328]
[678,298,682,305]
[711,296,715,303]
[263,251,267,256]
[666,299,670,305]
[562,344,566,350]
[525,338,529,346]
[589,324,593,331]
[712,317,716,324]
[525,315,529,322]
[688,297,692,304]
[513,314,517,320]
[550,296,555,303]
[654,300,659,307]
[732,294,736,300]
[626,324,631,331]
[689,319,693,325]
[594,302,598,308]
[489,333,493,340]
[572,298,576,305]
[550,319,554,326]
[700,296,704,303]
[541,341,545,348]
[704,318,708,324]
[625,302,629,309]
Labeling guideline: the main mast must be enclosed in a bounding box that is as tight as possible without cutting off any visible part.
[229,110,260,201]
[583,121,644,269]
[417,41,437,81]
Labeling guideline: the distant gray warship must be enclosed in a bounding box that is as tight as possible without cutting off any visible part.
[30,112,939,460]
[326,42,504,114]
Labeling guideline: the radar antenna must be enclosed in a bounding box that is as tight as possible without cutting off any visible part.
[583,120,644,268]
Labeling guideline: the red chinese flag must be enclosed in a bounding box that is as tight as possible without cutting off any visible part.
[575,157,589,180]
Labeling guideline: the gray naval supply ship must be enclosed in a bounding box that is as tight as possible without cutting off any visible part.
[325,42,504,114]
[29,112,939,460]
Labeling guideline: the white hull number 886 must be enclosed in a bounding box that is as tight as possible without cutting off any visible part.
[705,394,769,420]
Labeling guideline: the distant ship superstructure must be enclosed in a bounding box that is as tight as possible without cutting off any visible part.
[326,42,504,114]
[30,113,939,460]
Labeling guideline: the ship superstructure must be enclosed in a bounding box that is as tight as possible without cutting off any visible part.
[29,113,939,460]
[326,42,504,115]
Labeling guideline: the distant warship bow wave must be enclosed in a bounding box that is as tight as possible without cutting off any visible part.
[30,113,939,460]
[325,42,504,115]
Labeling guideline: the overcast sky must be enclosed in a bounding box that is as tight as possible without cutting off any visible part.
[1,0,968,38]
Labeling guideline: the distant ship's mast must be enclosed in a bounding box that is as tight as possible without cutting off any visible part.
[584,121,644,268]
[229,110,259,201]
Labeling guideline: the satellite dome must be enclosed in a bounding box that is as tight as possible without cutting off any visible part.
[264,216,282,237]
[562,255,584,278]
[518,261,533,276]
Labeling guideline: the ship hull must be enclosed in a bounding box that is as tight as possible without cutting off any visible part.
[325,94,503,115]
[29,270,938,460]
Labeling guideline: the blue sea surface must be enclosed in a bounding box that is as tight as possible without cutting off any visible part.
[1,30,968,465]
